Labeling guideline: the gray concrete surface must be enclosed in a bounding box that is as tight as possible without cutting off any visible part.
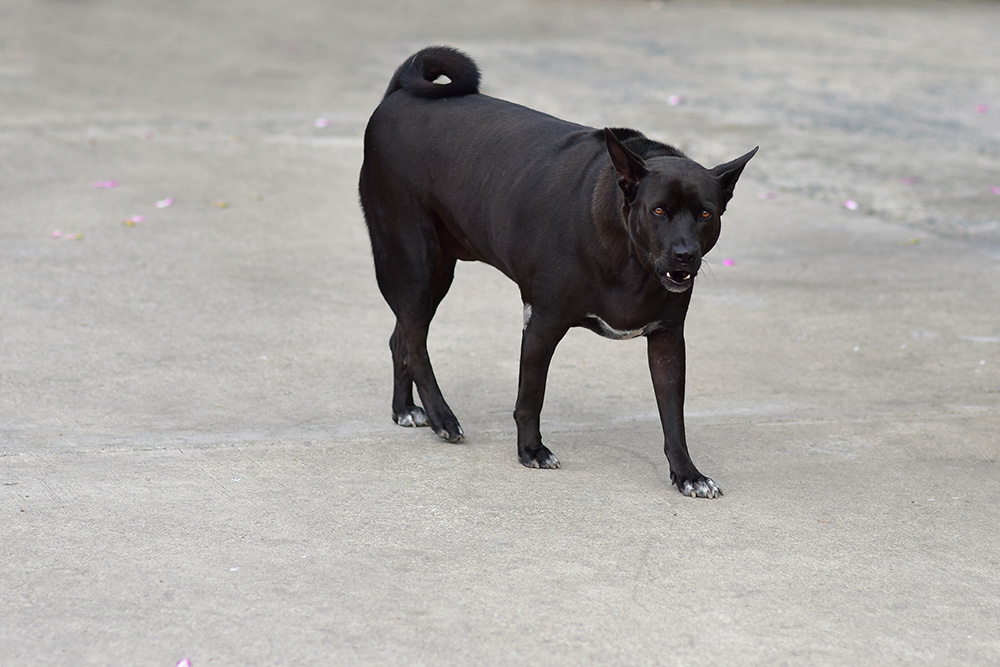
[2,0,999,664]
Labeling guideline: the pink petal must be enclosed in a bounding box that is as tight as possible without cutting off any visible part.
[176,660,192,667]
[155,198,174,209]
[898,177,919,186]
[666,95,683,106]
[92,180,119,189]
[975,103,989,114]
[843,199,859,211]
[991,186,1000,195]
[722,258,735,266]
[315,117,330,128]
[757,191,777,200]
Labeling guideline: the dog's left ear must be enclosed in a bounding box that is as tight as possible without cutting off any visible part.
[605,128,648,202]
[711,146,759,203]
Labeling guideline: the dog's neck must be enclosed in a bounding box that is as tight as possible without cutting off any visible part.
[591,165,629,240]
[591,165,650,273]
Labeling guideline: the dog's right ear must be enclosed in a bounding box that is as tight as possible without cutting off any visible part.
[604,128,647,202]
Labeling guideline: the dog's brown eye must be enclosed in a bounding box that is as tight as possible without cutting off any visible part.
[700,210,712,219]
[652,207,665,216]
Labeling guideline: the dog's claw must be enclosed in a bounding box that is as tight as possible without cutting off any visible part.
[542,453,560,469]
[394,407,464,442]
[678,477,722,499]
[519,447,560,469]
[433,421,464,443]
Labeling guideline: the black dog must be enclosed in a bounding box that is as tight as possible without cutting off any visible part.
[359,46,756,497]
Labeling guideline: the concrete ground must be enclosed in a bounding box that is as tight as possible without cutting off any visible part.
[2,0,999,664]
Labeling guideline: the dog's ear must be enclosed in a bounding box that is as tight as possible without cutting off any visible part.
[604,128,648,201]
[710,147,759,203]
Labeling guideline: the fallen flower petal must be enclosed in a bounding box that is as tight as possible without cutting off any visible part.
[843,199,859,211]
[975,102,989,114]
[155,198,174,208]
[991,186,1000,195]
[176,660,192,667]
[722,258,735,266]
[666,95,683,106]
[213,200,230,208]
[92,180,119,189]
[757,191,777,200]
[315,117,330,128]
[124,215,147,227]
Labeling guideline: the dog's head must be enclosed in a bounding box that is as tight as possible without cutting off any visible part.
[605,129,757,293]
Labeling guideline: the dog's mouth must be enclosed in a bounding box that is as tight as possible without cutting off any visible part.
[661,270,695,292]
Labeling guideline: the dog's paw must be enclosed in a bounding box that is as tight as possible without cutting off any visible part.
[676,476,722,499]
[432,417,464,443]
[393,407,429,428]
[519,446,561,469]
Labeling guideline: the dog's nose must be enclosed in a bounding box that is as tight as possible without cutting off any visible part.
[672,246,698,265]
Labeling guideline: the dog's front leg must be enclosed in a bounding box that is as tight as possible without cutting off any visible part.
[647,327,722,498]
[513,309,567,469]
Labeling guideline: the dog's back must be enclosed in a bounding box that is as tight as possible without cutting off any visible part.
[361,48,608,280]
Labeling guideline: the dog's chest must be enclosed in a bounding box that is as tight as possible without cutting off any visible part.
[523,304,660,340]
[585,313,661,340]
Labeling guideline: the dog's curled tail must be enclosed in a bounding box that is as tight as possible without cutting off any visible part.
[384,46,481,100]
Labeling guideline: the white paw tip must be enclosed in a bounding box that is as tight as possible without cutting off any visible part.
[680,478,722,499]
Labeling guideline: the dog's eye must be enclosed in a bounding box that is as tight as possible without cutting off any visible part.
[700,210,713,219]
[652,207,666,217]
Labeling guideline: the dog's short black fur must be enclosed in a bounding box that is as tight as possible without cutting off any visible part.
[359,46,756,497]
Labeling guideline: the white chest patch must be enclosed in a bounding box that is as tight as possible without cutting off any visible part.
[587,314,661,340]
[523,303,533,330]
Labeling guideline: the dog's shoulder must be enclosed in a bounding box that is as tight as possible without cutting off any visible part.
[602,127,686,160]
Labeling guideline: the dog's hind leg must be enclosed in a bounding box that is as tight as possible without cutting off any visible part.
[368,210,464,442]
[387,253,458,436]
[389,256,464,442]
